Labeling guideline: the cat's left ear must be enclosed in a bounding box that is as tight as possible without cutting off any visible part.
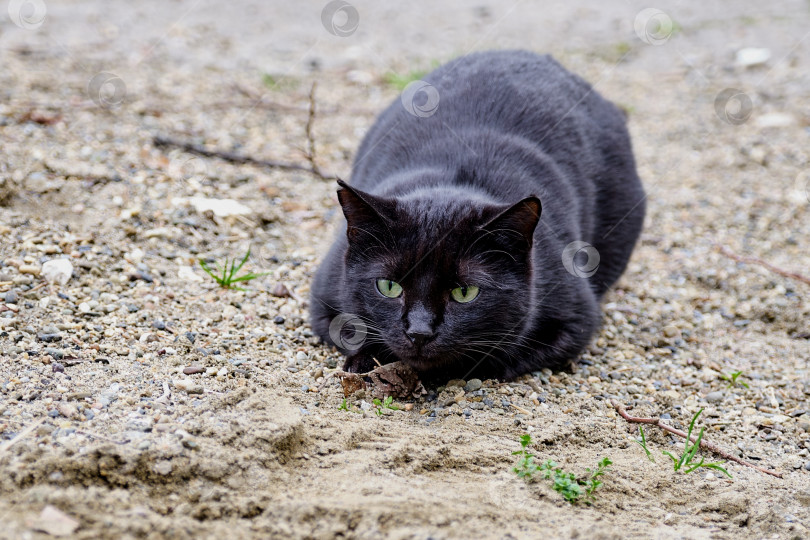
[336,179,396,242]
[479,196,542,249]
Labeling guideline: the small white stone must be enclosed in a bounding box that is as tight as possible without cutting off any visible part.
[126,248,145,264]
[735,47,771,67]
[78,302,91,313]
[154,460,172,475]
[173,379,194,391]
[178,265,203,283]
[755,112,795,128]
[41,259,73,285]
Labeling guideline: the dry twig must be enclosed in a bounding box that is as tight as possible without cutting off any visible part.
[75,430,130,445]
[304,82,322,178]
[715,244,810,286]
[610,400,782,478]
[0,417,45,455]
[154,80,337,180]
[153,136,333,180]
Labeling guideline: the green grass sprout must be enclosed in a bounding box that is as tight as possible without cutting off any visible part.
[384,61,440,91]
[372,396,399,416]
[662,408,732,478]
[513,435,611,504]
[338,398,361,414]
[199,250,269,291]
[719,370,749,389]
[512,434,542,479]
[635,426,655,462]
[584,457,613,500]
[550,466,581,503]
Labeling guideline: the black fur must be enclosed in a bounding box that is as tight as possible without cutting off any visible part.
[310,50,645,379]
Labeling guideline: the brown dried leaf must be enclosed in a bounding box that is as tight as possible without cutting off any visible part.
[368,361,420,399]
[337,372,365,397]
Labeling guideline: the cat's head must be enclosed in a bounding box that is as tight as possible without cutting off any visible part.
[335,178,541,375]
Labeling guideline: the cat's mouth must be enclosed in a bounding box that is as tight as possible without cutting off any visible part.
[391,342,456,371]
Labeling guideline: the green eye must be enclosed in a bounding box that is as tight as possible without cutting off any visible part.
[450,285,479,303]
[376,279,403,298]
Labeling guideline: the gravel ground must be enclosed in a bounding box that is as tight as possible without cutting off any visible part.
[1,1,810,538]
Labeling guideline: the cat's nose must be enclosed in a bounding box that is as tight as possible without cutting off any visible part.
[405,329,436,347]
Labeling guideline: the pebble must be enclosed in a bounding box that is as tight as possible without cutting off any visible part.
[18,264,41,276]
[183,366,205,375]
[41,259,74,285]
[38,332,62,343]
[270,283,291,297]
[464,379,483,392]
[31,505,79,537]
[274,315,285,324]
[662,325,680,338]
[3,290,18,304]
[705,391,724,403]
[736,47,771,67]
[173,379,204,394]
[153,320,166,330]
[57,403,77,418]
[126,418,152,432]
[154,460,173,475]
[44,348,63,360]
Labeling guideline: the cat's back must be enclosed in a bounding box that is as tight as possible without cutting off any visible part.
[352,50,628,187]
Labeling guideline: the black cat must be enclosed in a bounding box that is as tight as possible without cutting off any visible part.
[310,50,645,380]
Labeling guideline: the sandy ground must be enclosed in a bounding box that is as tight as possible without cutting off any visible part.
[1,1,810,538]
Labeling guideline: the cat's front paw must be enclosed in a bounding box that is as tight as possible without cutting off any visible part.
[343,353,377,374]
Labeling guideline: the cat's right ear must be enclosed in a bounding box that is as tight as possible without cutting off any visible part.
[336,179,395,242]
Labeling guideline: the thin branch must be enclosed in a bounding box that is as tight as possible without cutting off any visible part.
[0,417,45,455]
[304,82,322,178]
[153,136,334,180]
[715,244,810,286]
[75,430,130,445]
[610,400,782,479]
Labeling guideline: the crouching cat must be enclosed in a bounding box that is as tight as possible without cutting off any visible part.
[310,50,645,380]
